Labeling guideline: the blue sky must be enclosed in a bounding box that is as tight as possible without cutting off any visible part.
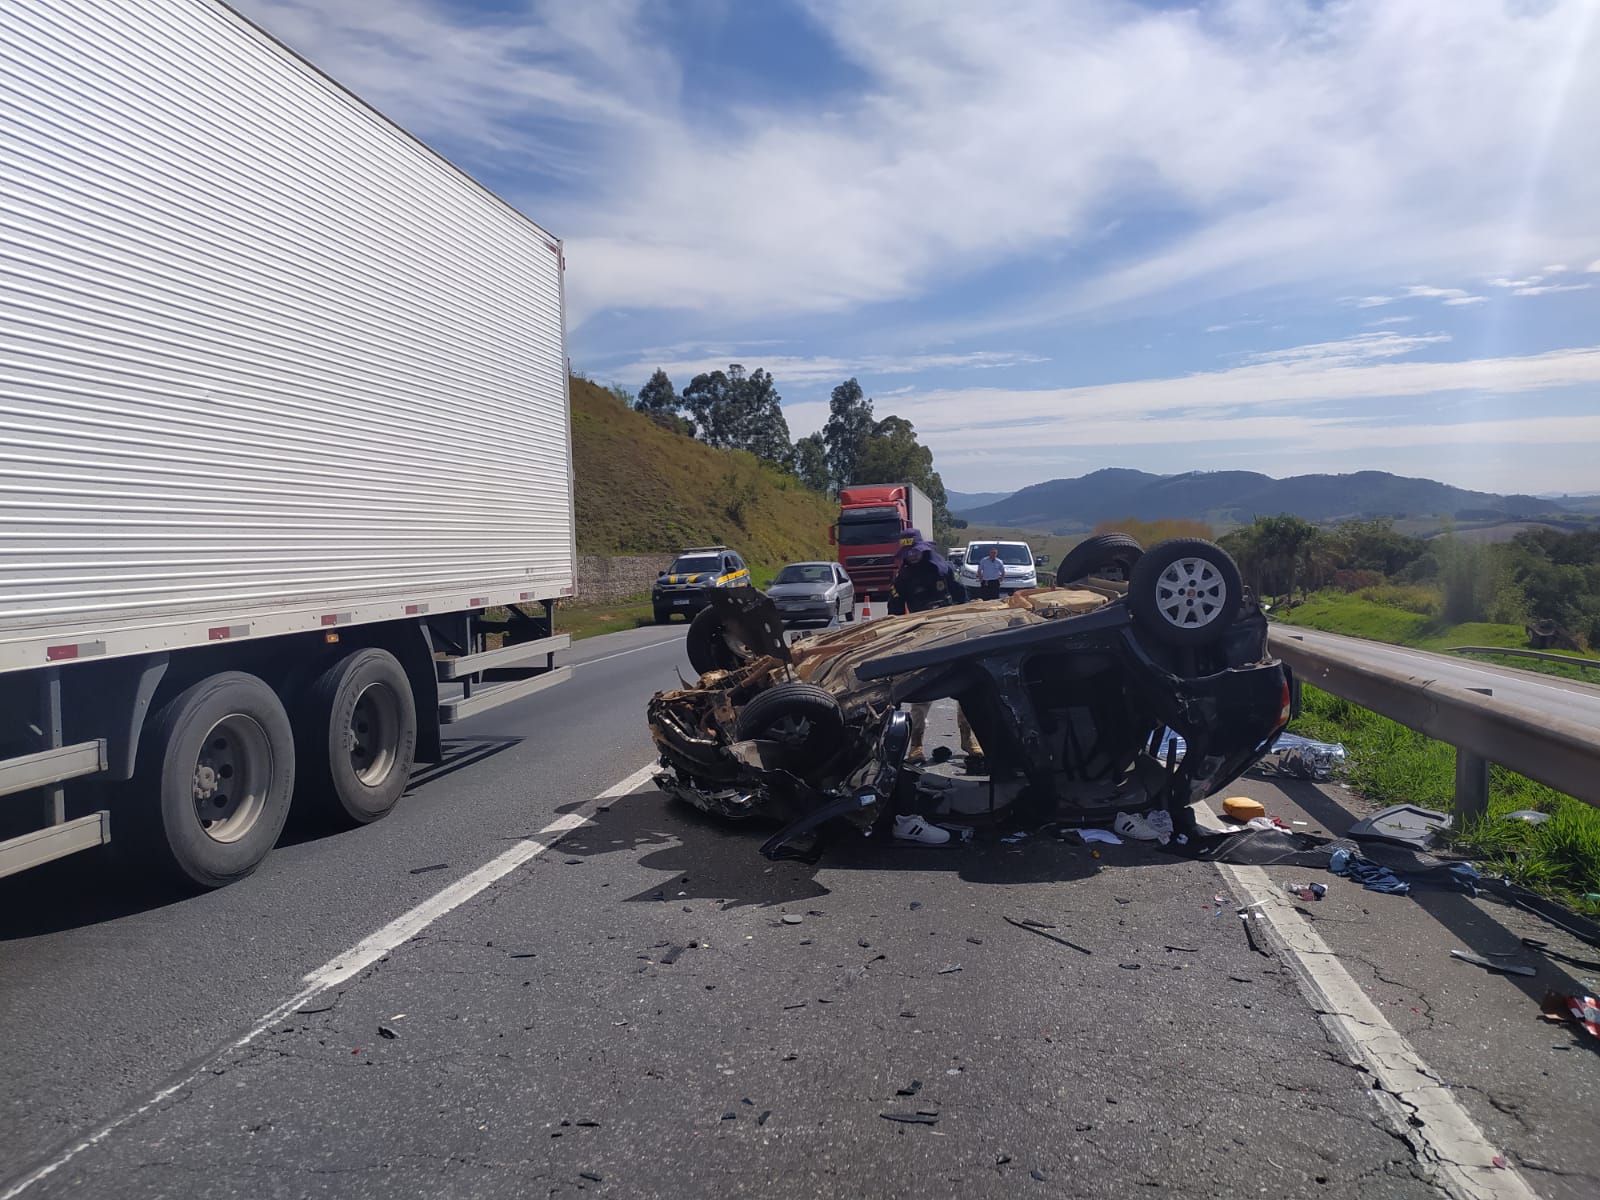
[237,0,1600,496]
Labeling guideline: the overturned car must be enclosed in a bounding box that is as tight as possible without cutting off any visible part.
[647,536,1297,860]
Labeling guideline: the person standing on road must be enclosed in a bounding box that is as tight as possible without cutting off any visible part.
[885,531,960,845]
[976,546,1005,601]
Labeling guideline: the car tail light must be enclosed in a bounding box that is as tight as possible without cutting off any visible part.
[1278,678,1292,724]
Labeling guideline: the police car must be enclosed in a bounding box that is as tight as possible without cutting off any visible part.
[652,546,751,622]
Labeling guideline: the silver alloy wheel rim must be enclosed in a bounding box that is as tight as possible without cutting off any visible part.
[349,682,401,786]
[1153,556,1229,629]
[192,714,272,842]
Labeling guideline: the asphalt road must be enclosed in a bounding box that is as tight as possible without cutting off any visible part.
[1271,626,1600,714]
[2,620,1596,1200]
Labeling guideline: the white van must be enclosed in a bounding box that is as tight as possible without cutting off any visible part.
[959,540,1043,595]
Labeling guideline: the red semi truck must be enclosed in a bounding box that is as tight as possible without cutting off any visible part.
[830,484,934,599]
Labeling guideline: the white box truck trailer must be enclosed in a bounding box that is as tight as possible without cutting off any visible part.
[0,0,575,887]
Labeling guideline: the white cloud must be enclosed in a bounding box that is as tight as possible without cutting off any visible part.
[234,0,1600,330]
[1352,295,1395,308]
[1544,264,1570,273]
[1490,276,1543,288]
[1443,295,1489,305]
[1364,315,1416,326]
[1239,332,1450,368]
[778,343,1600,467]
[598,349,1046,389]
[1589,259,1600,272]
[1404,285,1470,299]
[1512,282,1594,296]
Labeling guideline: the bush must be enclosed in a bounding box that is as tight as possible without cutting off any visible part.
[1356,584,1441,616]
[1333,568,1385,591]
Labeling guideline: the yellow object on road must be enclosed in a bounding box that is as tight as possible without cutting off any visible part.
[1223,796,1266,821]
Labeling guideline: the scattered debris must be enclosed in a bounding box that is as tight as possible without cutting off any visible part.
[1003,915,1092,955]
[1329,847,1410,895]
[1505,809,1550,825]
[575,1119,601,1128]
[564,857,582,865]
[1523,938,1600,972]
[967,937,984,945]
[1491,1156,1508,1170]
[1031,1168,1048,1182]
[377,1025,399,1040]
[909,902,923,911]
[1018,918,1056,929]
[408,863,448,875]
[1073,828,1122,845]
[1164,945,1200,954]
[937,964,963,975]
[996,1154,1012,1166]
[1228,975,1252,983]
[1348,803,1449,850]
[509,952,537,959]
[1119,962,1141,971]
[1451,949,1536,977]
[781,914,804,925]
[858,939,871,948]
[880,1112,938,1125]
[722,1112,737,1121]
[1541,992,1599,1040]
[1285,881,1327,902]
[782,1052,799,1061]
[580,1172,603,1183]
[896,1080,923,1097]
[758,1110,771,1125]
[783,1002,808,1010]
[660,944,686,965]
[1222,796,1265,821]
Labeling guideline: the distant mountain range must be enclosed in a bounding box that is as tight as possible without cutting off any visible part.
[956,469,1567,533]
[944,489,1014,511]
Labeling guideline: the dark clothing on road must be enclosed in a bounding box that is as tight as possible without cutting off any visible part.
[978,577,1002,601]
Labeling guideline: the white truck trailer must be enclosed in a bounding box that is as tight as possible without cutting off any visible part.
[0,0,575,887]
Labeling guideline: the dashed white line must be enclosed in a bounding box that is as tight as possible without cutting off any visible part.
[568,636,683,669]
[1219,864,1540,1200]
[0,762,660,1200]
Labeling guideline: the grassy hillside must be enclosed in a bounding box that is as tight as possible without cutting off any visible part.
[569,375,835,571]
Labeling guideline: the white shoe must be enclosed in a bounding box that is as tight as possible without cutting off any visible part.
[893,815,952,845]
[1113,811,1160,842]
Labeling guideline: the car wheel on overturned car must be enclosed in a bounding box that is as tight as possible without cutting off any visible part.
[734,682,846,769]
[1128,537,1243,647]
[686,605,756,676]
[1057,532,1143,584]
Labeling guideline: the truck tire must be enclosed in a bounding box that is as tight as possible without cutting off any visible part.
[734,683,845,770]
[1128,538,1242,647]
[1057,533,1143,584]
[298,648,417,825]
[131,671,295,889]
[686,606,753,676]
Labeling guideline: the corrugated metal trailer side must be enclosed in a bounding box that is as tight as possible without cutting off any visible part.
[0,0,576,886]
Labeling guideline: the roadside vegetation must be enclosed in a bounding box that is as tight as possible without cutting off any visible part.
[1202,513,1600,914]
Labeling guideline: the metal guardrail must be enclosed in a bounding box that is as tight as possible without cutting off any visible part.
[1445,645,1600,672]
[1269,630,1599,819]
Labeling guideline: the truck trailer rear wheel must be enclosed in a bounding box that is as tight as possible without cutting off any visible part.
[132,672,296,889]
[298,648,417,825]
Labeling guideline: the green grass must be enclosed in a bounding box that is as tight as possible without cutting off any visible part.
[570,376,835,565]
[1280,595,1600,921]
[556,599,658,641]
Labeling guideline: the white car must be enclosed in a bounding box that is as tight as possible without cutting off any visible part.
[959,540,1043,595]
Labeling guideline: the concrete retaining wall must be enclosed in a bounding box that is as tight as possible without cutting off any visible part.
[564,554,669,606]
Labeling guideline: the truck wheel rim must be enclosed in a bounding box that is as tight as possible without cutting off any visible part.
[192,715,272,842]
[349,683,400,786]
[1153,557,1228,629]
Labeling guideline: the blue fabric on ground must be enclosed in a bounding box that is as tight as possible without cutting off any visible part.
[1328,846,1411,895]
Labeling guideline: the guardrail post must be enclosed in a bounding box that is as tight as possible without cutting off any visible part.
[1453,687,1493,824]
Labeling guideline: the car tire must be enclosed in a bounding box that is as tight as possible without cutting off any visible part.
[686,605,754,676]
[1128,538,1243,647]
[1058,533,1143,584]
[130,671,295,889]
[297,648,417,825]
[734,682,846,768]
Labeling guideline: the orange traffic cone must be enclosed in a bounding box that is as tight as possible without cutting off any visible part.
[859,596,873,621]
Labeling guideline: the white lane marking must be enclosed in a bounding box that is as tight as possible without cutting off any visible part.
[1,763,660,1200]
[539,812,593,834]
[596,762,659,798]
[1219,865,1539,1200]
[569,637,683,669]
